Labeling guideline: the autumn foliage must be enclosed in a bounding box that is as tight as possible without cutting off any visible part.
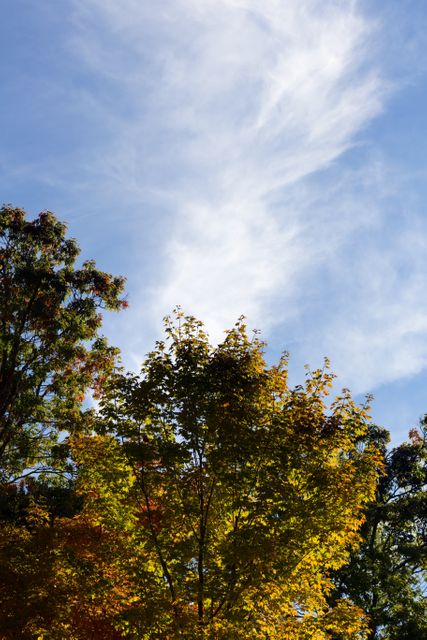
[1,305,383,639]
[2,207,423,639]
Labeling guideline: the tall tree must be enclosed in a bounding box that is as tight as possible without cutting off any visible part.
[97,311,382,639]
[332,423,427,639]
[0,205,126,483]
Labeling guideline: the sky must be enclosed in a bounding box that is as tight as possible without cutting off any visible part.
[1,0,427,442]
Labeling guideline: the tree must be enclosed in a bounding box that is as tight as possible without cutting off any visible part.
[0,312,383,638]
[332,423,427,639]
[95,311,381,639]
[0,435,142,640]
[0,205,126,483]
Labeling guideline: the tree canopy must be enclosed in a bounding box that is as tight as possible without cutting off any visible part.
[0,311,383,639]
[332,422,427,639]
[0,205,126,483]
[1,205,425,639]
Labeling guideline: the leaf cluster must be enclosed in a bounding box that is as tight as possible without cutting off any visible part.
[0,206,126,481]
[332,424,427,639]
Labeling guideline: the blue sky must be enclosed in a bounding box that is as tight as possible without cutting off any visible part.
[2,0,427,442]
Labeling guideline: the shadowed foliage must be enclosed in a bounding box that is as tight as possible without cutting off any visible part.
[332,422,427,639]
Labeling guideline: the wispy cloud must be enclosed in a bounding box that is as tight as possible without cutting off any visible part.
[64,0,427,395]
[313,204,427,393]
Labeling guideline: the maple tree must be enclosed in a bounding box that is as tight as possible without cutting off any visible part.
[0,436,142,639]
[0,431,180,639]
[96,311,381,639]
[0,205,126,483]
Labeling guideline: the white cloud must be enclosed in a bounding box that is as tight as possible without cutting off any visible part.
[143,1,385,336]
[80,2,382,305]
[67,0,427,395]
[316,212,427,393]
